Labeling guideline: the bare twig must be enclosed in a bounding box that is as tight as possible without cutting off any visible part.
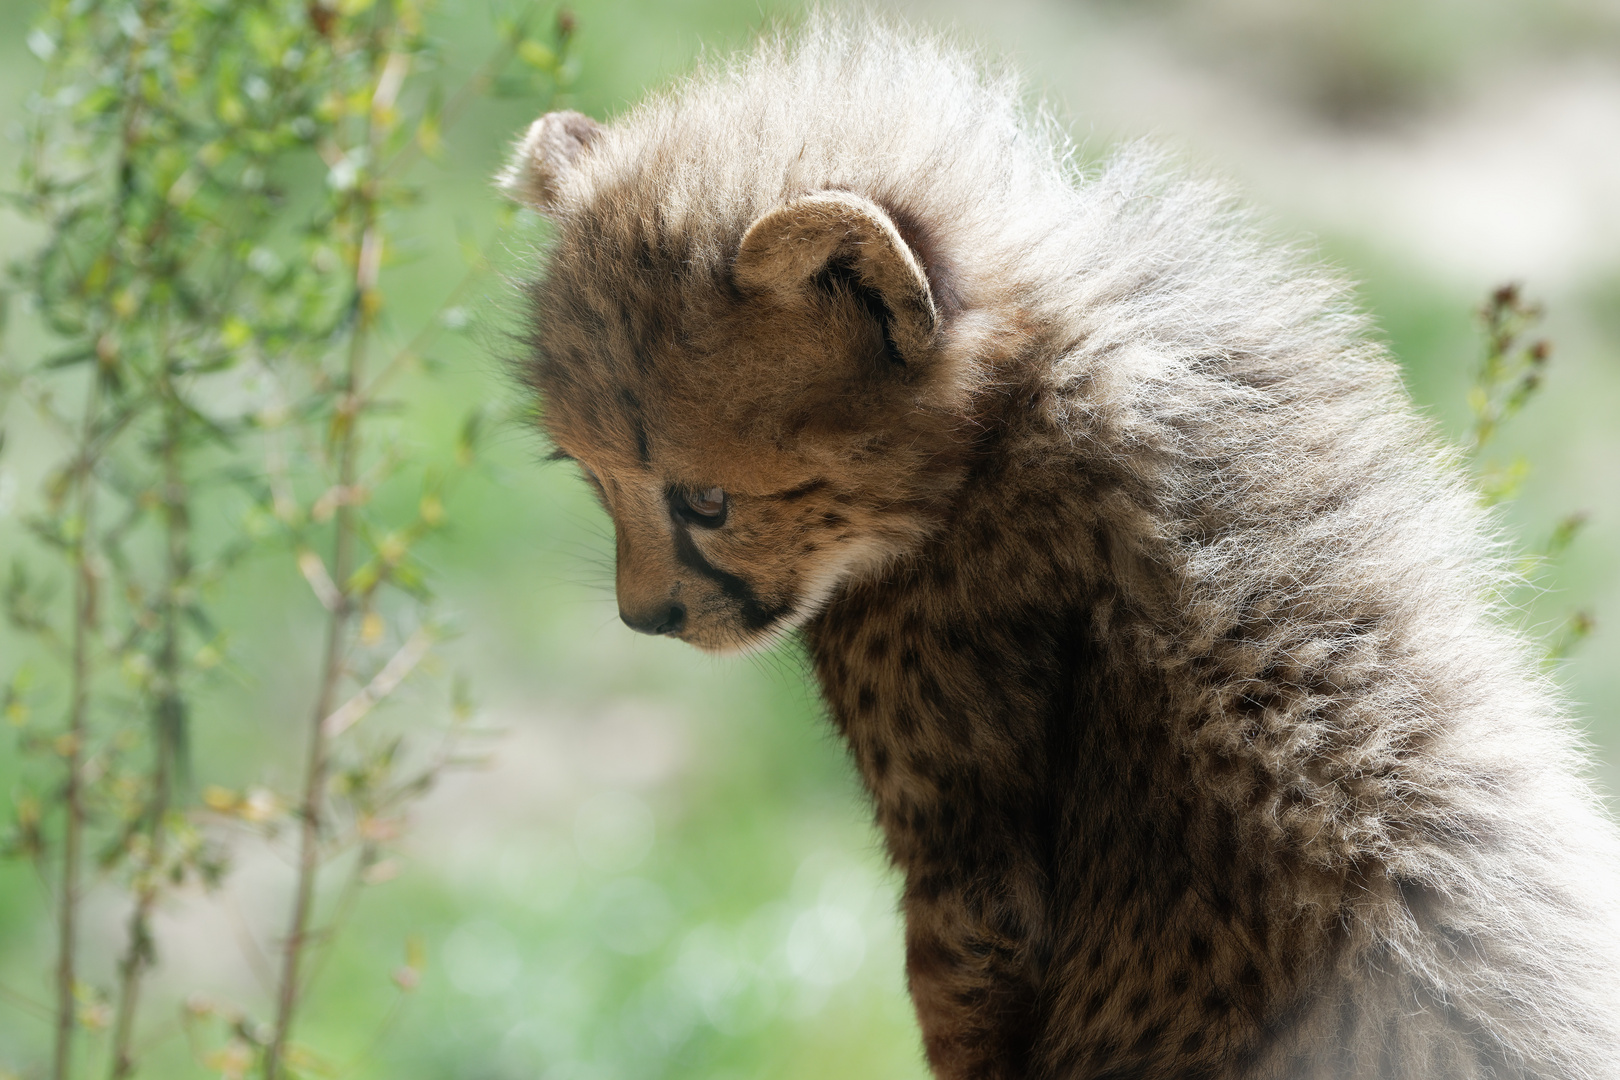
[0,979,53,1022]
[221,890,277,992]
[109,315,190,1080]
[263,33,391,1079]
[48,6,160,1064]
[380,7,535,180]
[53,356,101,1080]
[322,626,435,739]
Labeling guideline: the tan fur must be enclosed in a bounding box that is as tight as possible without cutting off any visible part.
[503,18,1620,1079]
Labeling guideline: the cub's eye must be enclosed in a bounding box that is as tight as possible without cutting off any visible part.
[674,486,727,527]
[687,487,725,515]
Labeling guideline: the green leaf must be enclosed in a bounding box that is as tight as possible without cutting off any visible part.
[518,39,557,72]
[43,346,96,370]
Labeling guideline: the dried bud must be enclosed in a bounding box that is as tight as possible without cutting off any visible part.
[307,1,335,38]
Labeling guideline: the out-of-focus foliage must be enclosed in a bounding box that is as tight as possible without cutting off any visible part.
[0,1,1614,1080]
[1464,284,1595,661]
[0,0,575,1076]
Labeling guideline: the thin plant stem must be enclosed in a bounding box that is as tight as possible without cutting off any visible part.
[52,7,157,1072]
[380,3,536,180]
[54,368,101,1080]
[263,38,391,1073]
[108,335,189,1079]
[1,979,54,1022]
[263,233,371,1080]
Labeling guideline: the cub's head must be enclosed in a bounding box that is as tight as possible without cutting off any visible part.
[501,111,979,653]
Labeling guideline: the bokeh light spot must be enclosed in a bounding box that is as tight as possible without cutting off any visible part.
[786,905,866,986]
[574,790,656,873]
[444,918,522,997]
[595,876,675,955]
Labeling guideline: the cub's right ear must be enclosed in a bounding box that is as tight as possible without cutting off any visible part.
[496,110,603,214]
[735,191,939,367]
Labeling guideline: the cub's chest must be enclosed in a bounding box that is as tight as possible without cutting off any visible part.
[806,596,1098,855]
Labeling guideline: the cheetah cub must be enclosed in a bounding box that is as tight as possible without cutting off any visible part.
[500,21,1620,1080]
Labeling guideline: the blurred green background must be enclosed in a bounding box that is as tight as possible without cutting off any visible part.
[1,0,1618,1077]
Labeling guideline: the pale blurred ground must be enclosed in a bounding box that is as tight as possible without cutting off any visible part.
[1,1,1617,1077]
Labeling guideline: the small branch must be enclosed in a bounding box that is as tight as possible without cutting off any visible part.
[263,21,390,1072]
[297,549,343,612]
[53,366,102,1080]
[295,843,376,1011]
[380,10,532,180]
[333,987,409,1079]
[263,360,364,1080]
[322,626,434,739]
[221,889,276,992]
[0,980,54,1022]
[357,252,486,403]
[108,314,190,1080]
[47,5,159,1065]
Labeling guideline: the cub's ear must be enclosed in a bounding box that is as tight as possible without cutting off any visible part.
[496,110,603,213]
[734,191,938,365]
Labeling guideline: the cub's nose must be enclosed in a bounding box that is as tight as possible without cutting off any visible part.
[620,602,686,636]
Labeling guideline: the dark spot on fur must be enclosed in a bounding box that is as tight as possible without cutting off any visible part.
[776,478,830,501]
[973,517,999,551]
[1378,1018,1400,1079]
[1164,869,1192,907]
[613,387,650,464]
[1248,909,1271,951]
[1130,1020,1166,1055]
[1119,868,1142,901]
[916,671,947,711]
[865,633,890,661]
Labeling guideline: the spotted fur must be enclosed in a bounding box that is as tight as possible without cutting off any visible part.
[503,18,1620,1079]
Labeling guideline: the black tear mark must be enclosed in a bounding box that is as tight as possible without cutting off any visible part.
[670,526,790,632]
